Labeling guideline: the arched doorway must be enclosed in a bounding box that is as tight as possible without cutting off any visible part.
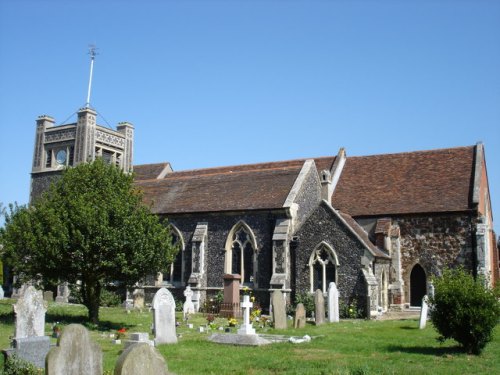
[410,264,427,307]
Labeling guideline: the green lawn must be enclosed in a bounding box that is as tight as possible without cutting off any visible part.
[1,299,499,374]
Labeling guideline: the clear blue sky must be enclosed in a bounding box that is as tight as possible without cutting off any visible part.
[1,0,499,234]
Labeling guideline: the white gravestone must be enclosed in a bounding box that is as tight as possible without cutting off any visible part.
[328,282,340,323]
[55,282,70,303]
[152,287,178,345]
[192,290,201,312]
[0,285,4,299]
[419,295,429,329]
[237,294,256,335]
[14,285,47,338]
[183,286,195,318]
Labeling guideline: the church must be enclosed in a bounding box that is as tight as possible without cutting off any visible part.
[29,107,498,317]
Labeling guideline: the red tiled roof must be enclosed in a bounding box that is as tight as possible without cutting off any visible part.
[332,146,475,216]
[133,163,171,180]
[134,157,336,214]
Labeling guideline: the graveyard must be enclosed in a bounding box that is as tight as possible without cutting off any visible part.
[0,295,499,374]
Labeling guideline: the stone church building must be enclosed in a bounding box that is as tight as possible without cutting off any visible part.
[29,108,498,317]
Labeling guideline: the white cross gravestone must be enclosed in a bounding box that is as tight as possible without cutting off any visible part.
[419,295,429,329]
[237,294,256,335]
[152,288,178,345]
[328,282,340,323]
[183,286,195,319]
[14,285,47,338]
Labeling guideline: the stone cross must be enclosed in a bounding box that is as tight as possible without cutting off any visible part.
[183,286,195,319]
[152,287,178,345]
[14,285,47,338]
[419,295,429,329]
[237,294,256,335]
[327,282,340,323]
[314,289,325,326]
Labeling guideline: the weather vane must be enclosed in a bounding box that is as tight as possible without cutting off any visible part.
[85,44,99,108]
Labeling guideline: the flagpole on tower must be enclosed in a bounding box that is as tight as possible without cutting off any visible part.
[85,45,98,108]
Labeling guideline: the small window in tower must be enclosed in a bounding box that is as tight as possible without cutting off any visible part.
[102,150,113,165]
[68,146,74,166]
[45,149,52,168]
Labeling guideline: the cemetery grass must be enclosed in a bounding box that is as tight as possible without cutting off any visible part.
[0,300,499,374]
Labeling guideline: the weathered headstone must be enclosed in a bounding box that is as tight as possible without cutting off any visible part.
[183,286,195,318]
[293,303,306,329]
[271,290,287,329]
[133,288,145,309]
[314,289,325,325]
[419,295,429,329]
[152,287,178,345]
[237,294,256,335]
[5,336,51,369]
[327,282,339,323]
[46,324,102,375]
[43,290,54,302]
[55,282,70,303]
[114,343,171,375]
[14,285,47,338]
[124,332,154,349]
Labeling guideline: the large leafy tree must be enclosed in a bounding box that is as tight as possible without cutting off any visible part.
[0,159,176,323]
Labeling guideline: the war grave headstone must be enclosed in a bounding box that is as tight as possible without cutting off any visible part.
[43,290,54,302]
[271,290,287,329]
[183,286,195,319]
[55,282,70,303]
[45,324,102,375]
[293,303,306,329]
[419,295,429,329]
[314,289,325,325]
[327,282,339,323]
[133,288,145,309]
[2,286,50,368]
[152,287,178,345]
[114,343,172,375]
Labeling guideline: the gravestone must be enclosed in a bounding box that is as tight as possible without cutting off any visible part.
[183,286,195,318]
[43,290,54,302]
[45,324,102,375]
[0,285,4,299]
[237,294,256,335]
[124,332,154,349]
[114,343,171,375]
[192,290,201,312]
[133,288,145,309]
[220,274,241,318]
[14,285,47,338]
[293,303,306,329]
[271,290,287,329]
[327,282,339,323]
[152,287,178,345]
[314,289,325,326]
[55,282,70,303]
[419,295,429,329]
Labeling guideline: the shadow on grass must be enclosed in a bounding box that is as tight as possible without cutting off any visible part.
[0,310,15,325]
[46,312,132,331]
[386,344,464,356]
[399,325,418,330]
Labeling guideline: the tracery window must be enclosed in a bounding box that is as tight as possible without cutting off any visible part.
[309,243,338,294]
[225,222,257,285]
[167,227,184,285]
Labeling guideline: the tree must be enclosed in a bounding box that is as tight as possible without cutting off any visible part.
[429,267,500,355]
[0,159,176,323]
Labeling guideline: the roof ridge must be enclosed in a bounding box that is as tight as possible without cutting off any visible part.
[347,145,475,159]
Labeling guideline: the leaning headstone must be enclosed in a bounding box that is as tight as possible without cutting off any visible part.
[152,287,178,345]
[45,324,102,375]
[183,286,195,318]
[419,295,429,329]
[114,343,171,375]
[133,288,145,309]
[124,332,154,349]
[14,285,47,338]
[293,303,306,329]
[271,290,287,329]
[55,282,70,303]
[327,282,339,323]
[314,289,325,326]
[43,290,54,302]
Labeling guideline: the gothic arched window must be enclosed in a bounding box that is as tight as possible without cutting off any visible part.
[225,222,257,286]
[309,242,339,294]
[167,226,185,286]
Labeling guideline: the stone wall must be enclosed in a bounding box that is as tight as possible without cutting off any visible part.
[290,163,322,230]
[293,201,370,313]
[30,171,63,202]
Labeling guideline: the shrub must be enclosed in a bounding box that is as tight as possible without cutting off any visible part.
[294,292,315,317]
[4,354,42,375]
[99,288,122,307]
[429,267,500,354]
